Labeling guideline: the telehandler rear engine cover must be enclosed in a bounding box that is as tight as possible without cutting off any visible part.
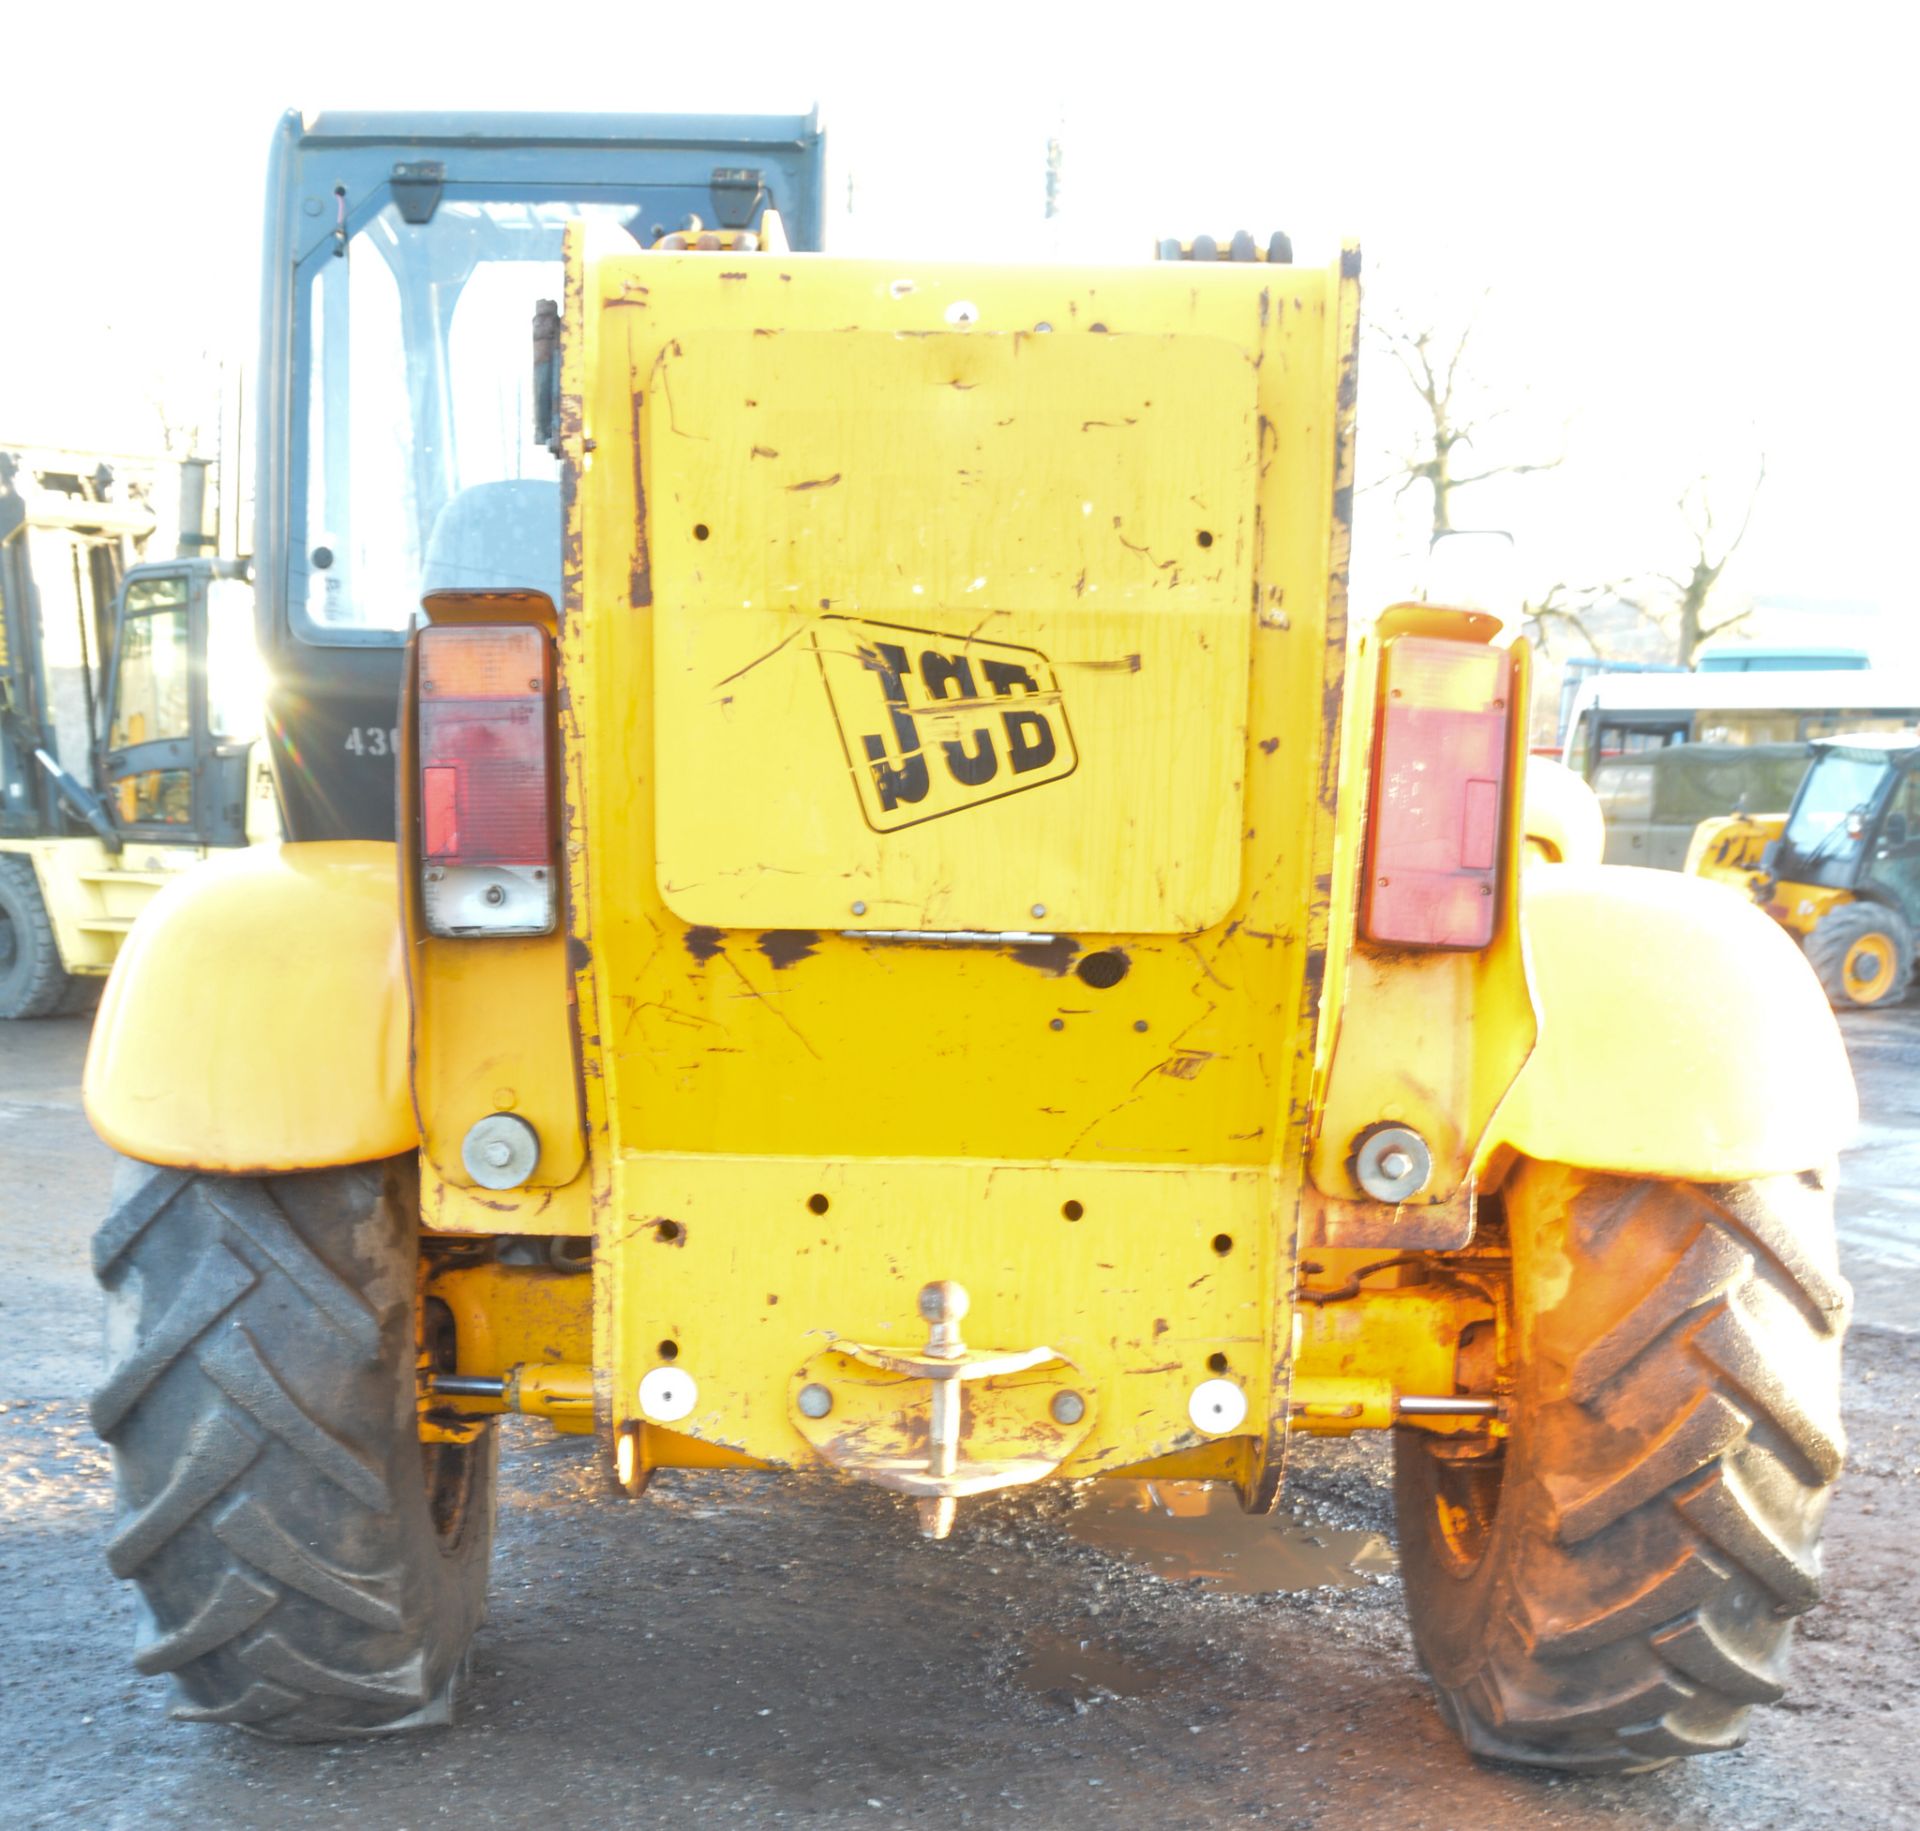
[650,330,1256,934]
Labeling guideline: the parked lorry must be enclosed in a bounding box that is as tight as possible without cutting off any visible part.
[82,111,1853,1776]
[1691,730,1920,1006]
[1,454,272,1016]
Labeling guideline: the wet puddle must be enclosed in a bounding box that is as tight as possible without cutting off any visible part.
[1066,1480,1396,1593]
[1019,1630,1169,1708]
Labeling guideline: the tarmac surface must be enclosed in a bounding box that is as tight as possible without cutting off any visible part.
[3,1003,1916,1829]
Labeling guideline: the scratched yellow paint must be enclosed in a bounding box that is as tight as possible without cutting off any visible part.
[648,329,1256,934]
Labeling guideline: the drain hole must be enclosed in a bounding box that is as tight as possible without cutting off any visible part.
[1075,949,1129,989]
[1207,1351,1230,1374]
[657,1339,679,1361]
[654,1220,684,1244]
[807,1192,830,1216]
[1211,1233,1234,1256]
[693,523,711,541]
[1196,529,1214,548]
[1062,1200,1085,1222]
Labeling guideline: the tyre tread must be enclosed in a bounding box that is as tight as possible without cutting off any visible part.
[93,1161,492,1738]
[1398,1165,1848,1772]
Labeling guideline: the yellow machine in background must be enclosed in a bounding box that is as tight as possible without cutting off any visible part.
[1691,730,1920,1006]
[85,212,1853,1774]
[0,554,277,1018]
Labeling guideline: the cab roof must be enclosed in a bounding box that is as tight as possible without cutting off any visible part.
[1812,729,1920,760]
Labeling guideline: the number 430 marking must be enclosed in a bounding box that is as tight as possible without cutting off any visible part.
[343,727,400,757]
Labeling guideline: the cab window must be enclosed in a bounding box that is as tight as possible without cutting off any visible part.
[110,604,191,748]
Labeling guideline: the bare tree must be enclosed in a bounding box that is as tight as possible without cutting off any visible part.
[1523,580,1607,659]
[1635,459,1768,664]
[1367,291,1566,543]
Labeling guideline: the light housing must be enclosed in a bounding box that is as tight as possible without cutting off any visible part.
[417,624,556,937]
[1362,636,1514,949]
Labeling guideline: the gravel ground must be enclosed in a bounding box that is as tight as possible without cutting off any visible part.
[2,1006,1914,1829]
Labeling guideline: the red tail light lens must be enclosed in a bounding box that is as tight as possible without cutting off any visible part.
[1362,636,1514,949]
[417,625,555,936]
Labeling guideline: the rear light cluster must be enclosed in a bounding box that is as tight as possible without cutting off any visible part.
[1361,636,1514,949]
[418,624,556,937]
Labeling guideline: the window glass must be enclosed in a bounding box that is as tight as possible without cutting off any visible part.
[110,608,191,747]
[205,579,264,739]
[116,768,193,825]
[123,574,187,614]
[296,199,642,639]
[1782,750,1888,866]
[1801,712,1918,740]
[1697,711,1800,745]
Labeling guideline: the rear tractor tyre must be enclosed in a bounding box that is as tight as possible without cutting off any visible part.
[0,854,75,1019]
[1804,901,1913,1008]
[91,1157,496,1738]
[1394,1160,1849,1773]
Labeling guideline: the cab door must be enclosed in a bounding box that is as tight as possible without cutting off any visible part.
[101,566,259,848]
[1864,764,1920,917]
[103,570,199,838]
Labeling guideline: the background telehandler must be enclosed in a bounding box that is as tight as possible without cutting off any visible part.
[1690,729,1920,1006]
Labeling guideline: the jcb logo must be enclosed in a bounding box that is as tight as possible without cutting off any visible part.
[813,617,1077,831]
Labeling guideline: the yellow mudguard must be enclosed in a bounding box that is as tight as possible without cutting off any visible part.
[1521,755,1604,866]
[85,842,416,1172]
[1492,864,1857,1182]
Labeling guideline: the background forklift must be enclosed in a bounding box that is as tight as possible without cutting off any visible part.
[0,452,272,1017]
[1691,730,1920,1006]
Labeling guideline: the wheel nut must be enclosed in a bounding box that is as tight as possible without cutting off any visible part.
[797,1382,833,1419]
[1050,1390,1086,1425]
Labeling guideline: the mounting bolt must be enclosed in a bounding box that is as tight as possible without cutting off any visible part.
[461,1112,541,1190]
[1031,903,1048,919]
[1050,1390,1086,1426]
[851,900,867,916]
[797,1382,833,1419]
[1353,1124,1433,1204]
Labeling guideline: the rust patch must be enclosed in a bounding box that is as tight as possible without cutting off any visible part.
[788,473,842,492]
[628,386,652,608]
[683,926,724,963]
[566,936,593,974]
[757,930,820,970]
[719,271,749,280]
[1259,737,1279,756]
[1340,246,1363,279]
[1007,934,1079,976]
[1065,654,1142,673]
[751,445,779,460]
[1158,1050,1215,1082]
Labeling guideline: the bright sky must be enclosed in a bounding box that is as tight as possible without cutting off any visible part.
[6,1,1912,638]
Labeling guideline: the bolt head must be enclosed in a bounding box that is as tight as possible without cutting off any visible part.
[850,900,867,916]
[797,1382,833,1419]
[483,1140,514,1169]
[1379,1150,1412,1182]
[1031,903,1048,919]
[1050,1390,1086,1426]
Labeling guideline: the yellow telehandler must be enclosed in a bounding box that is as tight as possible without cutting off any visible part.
[83,115,1853,1773]
[1690,731,1920,1007]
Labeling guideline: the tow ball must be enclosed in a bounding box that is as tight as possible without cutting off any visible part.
[789,1280,1094,1538]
